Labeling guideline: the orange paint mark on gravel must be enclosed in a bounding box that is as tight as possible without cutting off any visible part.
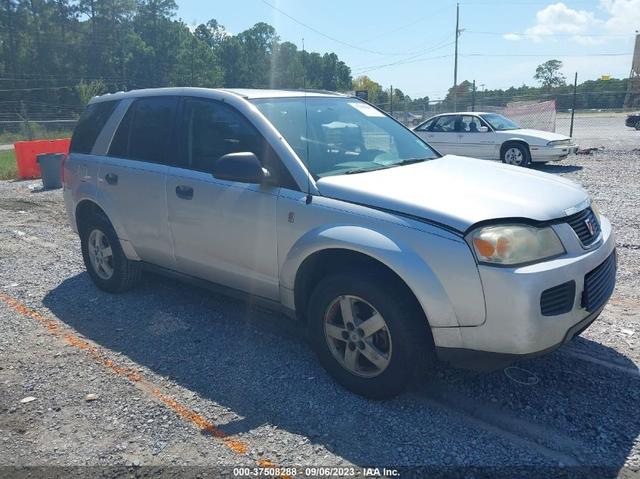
[0,292,290,475]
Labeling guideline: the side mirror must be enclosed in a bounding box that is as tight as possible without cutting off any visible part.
[478,126,489,133]
[212,152,269,184]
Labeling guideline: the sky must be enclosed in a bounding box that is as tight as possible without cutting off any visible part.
[174,0,640,99]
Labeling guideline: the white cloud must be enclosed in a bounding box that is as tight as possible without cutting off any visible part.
[524,3,602,42]
[516,1,640,44]
[503,33,522,41]
[599,0,640,34]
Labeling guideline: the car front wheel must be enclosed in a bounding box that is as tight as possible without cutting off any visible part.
[501,143,530,167]
[308,272,432,399]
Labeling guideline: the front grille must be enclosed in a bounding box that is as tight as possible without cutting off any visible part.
[540,280,576,316]
[565,208,601,246]
[582,251,616,312]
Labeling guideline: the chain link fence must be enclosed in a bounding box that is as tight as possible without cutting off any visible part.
[0,92,638,150]
[0,120,77,144]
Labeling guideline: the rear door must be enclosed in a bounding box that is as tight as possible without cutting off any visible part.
[165,97,282,300]
[98,96,178,269]
[414,115,459,155]
[65,100,120,215]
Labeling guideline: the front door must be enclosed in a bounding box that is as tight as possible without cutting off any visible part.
[166,97,280,300]
[456,115,497,159]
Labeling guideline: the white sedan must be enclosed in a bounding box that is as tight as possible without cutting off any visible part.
[413,112,578,167]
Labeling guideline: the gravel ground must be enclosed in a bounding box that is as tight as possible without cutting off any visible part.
[0,149,639,479]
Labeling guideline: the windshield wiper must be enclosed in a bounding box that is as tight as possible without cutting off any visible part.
[343,165,390,175]
[343,158,430,175]
[394,157,430,166]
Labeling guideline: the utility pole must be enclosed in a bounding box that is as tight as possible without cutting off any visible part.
[453,2,460,111]
[390,85,393,115]
[471,80,476,111]
[569,72,578,138]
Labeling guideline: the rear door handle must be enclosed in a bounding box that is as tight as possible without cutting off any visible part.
[105,173,118,185]
[175,185,194,200]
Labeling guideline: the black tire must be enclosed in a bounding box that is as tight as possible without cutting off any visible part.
[635,121,640,131]
[501,143,531,167]
[80,213,142,293]
[308,271,433,399]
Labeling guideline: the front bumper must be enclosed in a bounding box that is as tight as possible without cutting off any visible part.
[530,143,579,162]
[433,215,616,367]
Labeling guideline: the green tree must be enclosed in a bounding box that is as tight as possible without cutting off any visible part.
[534,59,566,92]
[352,75,385,104]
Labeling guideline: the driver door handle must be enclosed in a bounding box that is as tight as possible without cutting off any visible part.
[175,185,194,200]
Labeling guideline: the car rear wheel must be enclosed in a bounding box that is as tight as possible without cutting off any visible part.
[308,271,432,399]
[501,143,530,167]
[80,214,141,293]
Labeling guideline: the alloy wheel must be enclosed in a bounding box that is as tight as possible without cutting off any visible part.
[88,229,114,280]
[504,147,524,165]
[323,295,392,378]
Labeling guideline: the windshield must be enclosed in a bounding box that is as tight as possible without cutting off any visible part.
[480,113,520,131]
[251,97,438,178]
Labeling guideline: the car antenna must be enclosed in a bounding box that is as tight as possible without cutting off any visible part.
[303,37,312,205]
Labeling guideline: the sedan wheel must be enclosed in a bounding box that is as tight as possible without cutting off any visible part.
[323,295,392,378]
[504,146,524,165]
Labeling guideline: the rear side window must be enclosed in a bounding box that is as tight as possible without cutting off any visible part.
[415,118,435,131]
[70,100,118,154]
[108,97,178,163]
[431,116,457,132]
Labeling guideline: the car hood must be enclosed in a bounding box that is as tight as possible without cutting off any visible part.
[316,155,589,232]
[504,128,571,143]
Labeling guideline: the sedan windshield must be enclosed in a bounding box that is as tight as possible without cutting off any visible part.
[251,97,438,178]
[481,113,520,131]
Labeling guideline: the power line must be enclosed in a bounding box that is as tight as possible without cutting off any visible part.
[354,4,454,46]
[260,0,437,56]
[466,30,635,37]
[461,52,632,57]
[353,37,456,73]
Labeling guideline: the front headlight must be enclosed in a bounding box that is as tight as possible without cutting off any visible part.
[547,139,571,146]
[468,224,565,266]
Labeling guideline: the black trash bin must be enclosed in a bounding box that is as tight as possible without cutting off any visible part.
[36,153,64,190]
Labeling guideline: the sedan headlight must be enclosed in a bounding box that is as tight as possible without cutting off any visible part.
[468,224,565,266]
[547,139,571,146]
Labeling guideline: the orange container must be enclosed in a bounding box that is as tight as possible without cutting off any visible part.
[14,138,71,179]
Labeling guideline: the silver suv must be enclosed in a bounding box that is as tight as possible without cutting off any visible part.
[64,88,616,398]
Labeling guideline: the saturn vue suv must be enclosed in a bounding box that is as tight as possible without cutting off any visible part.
[63,88,617,398]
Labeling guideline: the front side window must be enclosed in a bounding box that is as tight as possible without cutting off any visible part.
[70,100,118,154]
[178,98,263,172]
[481,113,520,131]
[109,97,178,163]
[177,98,297,188]
[252,97,438,178]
